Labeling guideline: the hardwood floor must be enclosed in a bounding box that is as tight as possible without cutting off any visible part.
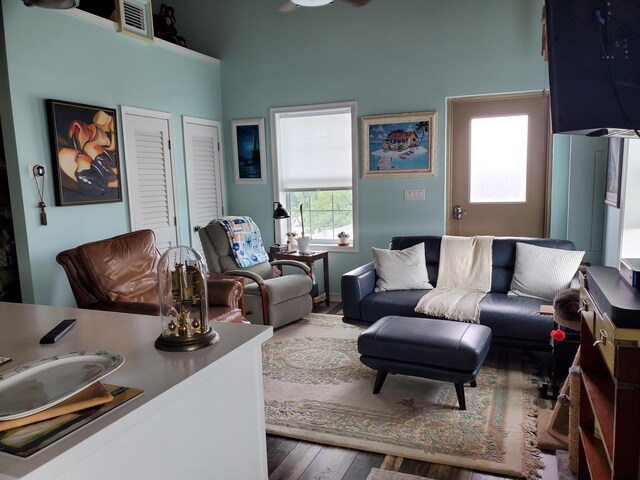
[266,434,560,480]
[265,302,561,480]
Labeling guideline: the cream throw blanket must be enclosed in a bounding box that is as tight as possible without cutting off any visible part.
[415,235,493,323]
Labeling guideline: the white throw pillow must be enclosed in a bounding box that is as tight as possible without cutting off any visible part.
[372,243,433,292]
[509,242,585,301]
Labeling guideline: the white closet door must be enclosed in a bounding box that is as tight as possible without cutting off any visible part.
[122,106,179,253]
[183,116,225,256]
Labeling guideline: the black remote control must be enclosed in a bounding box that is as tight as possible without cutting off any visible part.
[39,319,77,344]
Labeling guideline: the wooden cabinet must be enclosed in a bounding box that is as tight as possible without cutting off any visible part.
[579,268,640,480]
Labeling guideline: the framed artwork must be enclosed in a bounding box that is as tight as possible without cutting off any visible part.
[361,111,438,178]
[605,137,625,208]
[232,118,267,184]
[46,99,122,206]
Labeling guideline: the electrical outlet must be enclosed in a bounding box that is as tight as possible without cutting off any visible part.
[404,189,425,201]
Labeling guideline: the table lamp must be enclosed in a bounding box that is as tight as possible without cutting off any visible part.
[272,202,290,249]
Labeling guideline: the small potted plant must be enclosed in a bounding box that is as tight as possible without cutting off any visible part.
[337,231,350,246]
[296,204,312,253]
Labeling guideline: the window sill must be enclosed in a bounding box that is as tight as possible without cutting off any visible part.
[313,244,359,254]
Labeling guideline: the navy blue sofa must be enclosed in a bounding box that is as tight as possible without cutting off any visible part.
[341,236,578,352]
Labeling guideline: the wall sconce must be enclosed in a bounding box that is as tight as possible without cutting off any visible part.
[155,246,218,352]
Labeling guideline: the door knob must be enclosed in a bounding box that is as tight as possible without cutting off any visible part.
[453,205,467,220]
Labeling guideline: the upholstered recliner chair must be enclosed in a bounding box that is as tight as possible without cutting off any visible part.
[56,229,245,323]
[198,220,313,328]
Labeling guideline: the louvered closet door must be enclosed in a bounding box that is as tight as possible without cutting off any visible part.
[122,107,179,253]
[183,117,225,257]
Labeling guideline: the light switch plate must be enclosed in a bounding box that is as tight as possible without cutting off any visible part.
[404,189,425,201]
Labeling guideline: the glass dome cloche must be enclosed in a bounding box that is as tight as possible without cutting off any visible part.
[155,245,219,352]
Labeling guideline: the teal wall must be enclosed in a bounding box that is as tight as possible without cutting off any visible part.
[0,0,609,306]
[0,1,222,306]
[173,0,599,294]
[565,136,608,265]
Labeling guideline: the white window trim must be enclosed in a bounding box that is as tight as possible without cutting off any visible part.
[270,101,359,253]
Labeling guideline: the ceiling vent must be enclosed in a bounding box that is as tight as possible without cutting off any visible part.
[118,0,153,40]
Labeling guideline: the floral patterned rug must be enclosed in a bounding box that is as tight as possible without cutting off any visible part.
[263,314,545,479]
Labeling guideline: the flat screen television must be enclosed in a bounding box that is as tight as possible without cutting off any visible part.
[545,0,640,137]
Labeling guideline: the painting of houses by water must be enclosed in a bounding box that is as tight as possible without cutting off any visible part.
[361,111,437,178]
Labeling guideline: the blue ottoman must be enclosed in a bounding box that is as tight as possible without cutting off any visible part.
[357,315,492,410]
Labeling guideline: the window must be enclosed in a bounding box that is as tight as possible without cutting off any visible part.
[469,115,529,203]
[271,101,357,251]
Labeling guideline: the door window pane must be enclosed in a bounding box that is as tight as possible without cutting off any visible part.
[469,115,528,203]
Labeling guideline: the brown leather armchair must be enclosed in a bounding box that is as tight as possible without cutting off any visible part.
[56,229,245,323]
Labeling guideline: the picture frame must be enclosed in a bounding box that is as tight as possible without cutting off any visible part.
[231,118,267,184]
[46,99,122,206]
[116,0,154,42]
[361,111,438,179]
[605,137,625,208]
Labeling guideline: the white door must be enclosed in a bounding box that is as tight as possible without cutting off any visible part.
[121,106,179,253]
[182,116,226,256]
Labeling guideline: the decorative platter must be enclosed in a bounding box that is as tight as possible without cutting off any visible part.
[0,351,124,420]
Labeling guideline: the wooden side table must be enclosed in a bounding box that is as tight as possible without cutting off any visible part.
[208,272,246,318]
[269,250,330,306]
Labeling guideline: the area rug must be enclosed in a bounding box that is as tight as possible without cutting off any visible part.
[263,313,544,479]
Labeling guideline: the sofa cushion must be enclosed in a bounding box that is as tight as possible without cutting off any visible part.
[372,243,432,292]
[360,290,432,323]
[478,293,555,342]
[508,242,585,301]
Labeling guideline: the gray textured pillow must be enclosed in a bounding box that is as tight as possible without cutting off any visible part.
[509,242,585,301]
[372,243,433,292]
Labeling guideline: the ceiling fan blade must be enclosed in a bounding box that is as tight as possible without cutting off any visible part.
[343,0,371,6]
[278,1,298,12]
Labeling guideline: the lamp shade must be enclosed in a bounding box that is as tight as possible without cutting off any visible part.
[273,202,290,219]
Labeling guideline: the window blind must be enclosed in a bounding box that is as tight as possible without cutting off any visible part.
[278,108,352,191]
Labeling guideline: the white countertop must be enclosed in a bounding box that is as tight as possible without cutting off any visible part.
[0,302,272,479]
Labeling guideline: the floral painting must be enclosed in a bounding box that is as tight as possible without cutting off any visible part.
[46,99,122,206]
[361,111,437,178]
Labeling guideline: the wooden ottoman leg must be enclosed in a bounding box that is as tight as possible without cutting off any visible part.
[454,382,466,410]
[469,379,477,388]
[373,370,388,394]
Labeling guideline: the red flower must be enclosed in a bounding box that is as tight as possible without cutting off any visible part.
[550,329,566,342]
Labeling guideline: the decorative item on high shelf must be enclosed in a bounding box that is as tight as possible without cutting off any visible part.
[155,246,219,352]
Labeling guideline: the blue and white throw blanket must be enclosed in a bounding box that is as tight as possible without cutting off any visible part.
[214,216,269,268]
